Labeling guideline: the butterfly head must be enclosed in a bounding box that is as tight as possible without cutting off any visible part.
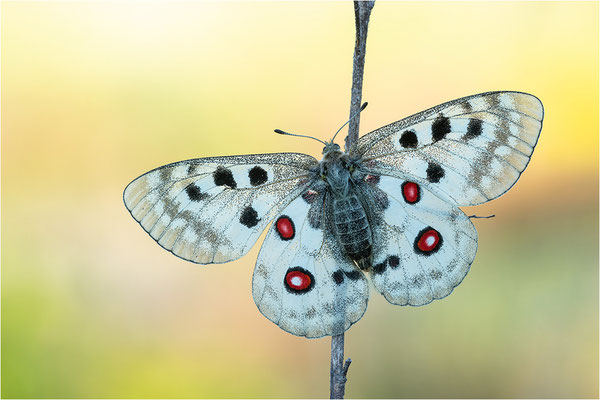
[322,141,342,157]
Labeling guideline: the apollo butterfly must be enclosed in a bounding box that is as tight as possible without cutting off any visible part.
[124,91,543,338]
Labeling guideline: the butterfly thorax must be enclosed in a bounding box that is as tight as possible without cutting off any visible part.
[320,141,352,195]
[321,146,373,270]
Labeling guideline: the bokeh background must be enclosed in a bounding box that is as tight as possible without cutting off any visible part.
[2,1,598,398]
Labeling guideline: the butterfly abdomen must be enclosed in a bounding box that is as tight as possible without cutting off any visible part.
[332,194,372,269]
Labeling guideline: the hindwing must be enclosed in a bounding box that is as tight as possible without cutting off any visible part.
[252,189,369,338]
[355,173,477,306]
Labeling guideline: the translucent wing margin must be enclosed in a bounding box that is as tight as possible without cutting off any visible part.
[123,153,318,264]
[354,91,543,206]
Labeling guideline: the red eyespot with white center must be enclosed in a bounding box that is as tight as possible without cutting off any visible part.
[284,267,314,294]
[402,181,420,204]
[275,215,295,240]
[414,227,442,255]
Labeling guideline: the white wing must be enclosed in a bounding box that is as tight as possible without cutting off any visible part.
[355,173,477,306]
[354,91,543,206]
[123,153,317,264]
[252,192,369,338]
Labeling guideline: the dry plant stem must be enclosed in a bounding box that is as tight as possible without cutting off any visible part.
[330,334,348,399]
[345,0,376,153]
[331,1,375,399]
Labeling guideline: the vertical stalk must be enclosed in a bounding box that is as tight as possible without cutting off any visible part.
[345,0,375,154]
[331,1,375,399]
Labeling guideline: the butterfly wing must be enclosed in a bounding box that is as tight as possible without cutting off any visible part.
[355,174,477,306]
[252,189,369,338]
[123,153,317,264]
[354,91,543,206]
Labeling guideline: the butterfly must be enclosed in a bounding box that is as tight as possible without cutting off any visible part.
[123,91,543,338]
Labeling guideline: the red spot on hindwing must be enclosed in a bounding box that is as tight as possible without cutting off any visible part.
[415,227,442,254]
[284,267,314,293]
[402,181,420,204]
[275,216,295,240]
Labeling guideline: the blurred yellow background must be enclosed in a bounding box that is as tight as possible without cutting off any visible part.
[2,1,597,398]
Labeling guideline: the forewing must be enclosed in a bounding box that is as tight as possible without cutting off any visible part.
[123,153,317,264]
[252,191,369,338]
[354,91,543,206]
[356,174,477,306]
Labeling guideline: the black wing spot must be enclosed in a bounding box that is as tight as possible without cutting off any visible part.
[213,166,237,189]
[431,115,451,142]
[240,206,260,228]
[399,130,418,148]
[387,255,400,268]
[185,184,208,202]
[426,162,445,183]
[332,270,344,285]
[372,260,387,275]
[463,118,483,140]
[344,270,361,280]
[302,190,319,204]
[248,166,268,186]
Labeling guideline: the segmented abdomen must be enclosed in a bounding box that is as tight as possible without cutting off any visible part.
[332,194,372,266]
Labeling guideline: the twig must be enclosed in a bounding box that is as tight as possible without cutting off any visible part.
[330,334,347,399]
[331,1,375,399]
[345,0,376,154]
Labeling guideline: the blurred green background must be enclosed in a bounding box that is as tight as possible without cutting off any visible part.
[2,1,598,398]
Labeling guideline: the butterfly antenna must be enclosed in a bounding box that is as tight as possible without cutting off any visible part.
[331,102,368,142]
[468,214,496,219]
[274,129,327,145]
